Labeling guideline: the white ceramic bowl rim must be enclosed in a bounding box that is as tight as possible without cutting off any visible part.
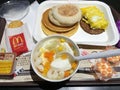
[31,35,80,82]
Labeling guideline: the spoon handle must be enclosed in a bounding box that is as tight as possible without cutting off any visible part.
[75,49,120,60]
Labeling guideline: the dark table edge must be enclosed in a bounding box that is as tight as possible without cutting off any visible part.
[0,79,120,87]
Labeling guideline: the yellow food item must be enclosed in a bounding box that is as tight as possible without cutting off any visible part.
[0,48,6,53]
[60,38,65,43]
[0,60,13,74]
[57,45,64,51]
[64,70,70,77]
[42,61,51,76]
[61,54,68,60]
[44,51,55,62]
[81,6,108,29]
[71,61,77,69]
[8,20,23,28]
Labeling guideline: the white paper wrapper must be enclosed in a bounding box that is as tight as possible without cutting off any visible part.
[92,58,116,81]
[5,23,35,56]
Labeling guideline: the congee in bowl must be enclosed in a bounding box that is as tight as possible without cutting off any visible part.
[31,35,80,82]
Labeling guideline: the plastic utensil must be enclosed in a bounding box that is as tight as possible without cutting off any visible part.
[58,49,120,61]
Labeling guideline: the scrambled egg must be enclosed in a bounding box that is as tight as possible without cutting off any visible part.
[81,6,108,29]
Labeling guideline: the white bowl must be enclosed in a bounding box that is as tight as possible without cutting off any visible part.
[31,35,80,82]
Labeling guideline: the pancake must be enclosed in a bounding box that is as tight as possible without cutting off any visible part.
[42,9,78,33]
[41,23,78,37]
[80,19,105,35]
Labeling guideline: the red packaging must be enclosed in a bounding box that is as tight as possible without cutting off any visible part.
[9,33,28,56]
[5,22,34,56]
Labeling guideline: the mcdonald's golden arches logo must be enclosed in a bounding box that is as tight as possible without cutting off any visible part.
[9,33,26,48]
[9,33,28,56]
[12,36,23,45]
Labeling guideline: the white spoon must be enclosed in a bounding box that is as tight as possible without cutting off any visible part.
[58,49,120,61]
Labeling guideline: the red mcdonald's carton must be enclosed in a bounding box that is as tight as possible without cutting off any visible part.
[5,21,34,56]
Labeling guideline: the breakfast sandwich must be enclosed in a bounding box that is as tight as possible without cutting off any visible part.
[41,4,82,36]
[80,6,108,35]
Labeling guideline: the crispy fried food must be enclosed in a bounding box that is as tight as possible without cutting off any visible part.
[96,59,114,78]
[107,56,120,64]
